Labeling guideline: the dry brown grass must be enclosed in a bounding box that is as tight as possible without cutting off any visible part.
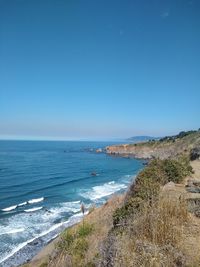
[47,194,125,267]
[109,194,189,267]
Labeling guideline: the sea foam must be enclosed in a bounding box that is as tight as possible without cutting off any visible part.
[18,202,27,207]
[80,181,127,200]
[0,228,25,236]
[1,205,17,212]
[24,207,43,212]
[28,197,44,204]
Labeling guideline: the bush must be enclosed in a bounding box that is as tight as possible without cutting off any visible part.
[72,238,89,258]
[58,228,74,250]
[120,157,192,226]
[57,222,93,252]
[113,197,143,226]
[78,223,93,237]
[39,263,48,267]
[162,159,185,183]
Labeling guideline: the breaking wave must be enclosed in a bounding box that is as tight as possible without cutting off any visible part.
[80,181,127,200]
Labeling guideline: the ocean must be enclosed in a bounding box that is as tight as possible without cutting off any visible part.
[0,141,144,267]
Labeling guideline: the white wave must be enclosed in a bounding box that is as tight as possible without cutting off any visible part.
[0,228,25,236]
[34,222,63,238]
[124,174,131,178]
[49,201,81,216]
[18,201,27,207]
[71,200,80,204]
[80,181,127,200]
[71,211,89,218]
[28,197,44,204]
[0,237,35,264]
[0,217,78,264]
[1,205,17,212]
[24,207,43,212]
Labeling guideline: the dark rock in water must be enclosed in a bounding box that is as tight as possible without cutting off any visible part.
[91,172,97,176]
[190,147,200,160]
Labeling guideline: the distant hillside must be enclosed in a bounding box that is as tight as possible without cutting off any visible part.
[127,135,160,143]
[106,130,200,159]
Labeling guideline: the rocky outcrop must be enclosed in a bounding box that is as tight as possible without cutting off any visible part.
[106,132,200,160]
[190,147,200,160]
[106,143,186,160]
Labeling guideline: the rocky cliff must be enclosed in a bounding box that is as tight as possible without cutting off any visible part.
[106,131,200,159]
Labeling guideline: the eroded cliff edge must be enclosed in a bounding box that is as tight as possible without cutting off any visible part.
[106,130,200,159]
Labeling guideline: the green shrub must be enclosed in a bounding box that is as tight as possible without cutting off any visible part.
[163,157,193,183]
[58,228,74,250]
[39,263,48,267]
[120,157,193,226]
[57,222,93,255]
[134,179,161,201]
[84,262,96,267]
[78,223,94,237]
[162,159,185,183]
[136,159,168,185]
[72,238,89,258]
[113,197,143,226]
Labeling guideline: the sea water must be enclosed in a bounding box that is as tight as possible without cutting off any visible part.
[0,141,144,267]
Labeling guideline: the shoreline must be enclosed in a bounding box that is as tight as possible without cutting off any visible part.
[24,159,200,267]
[0,143,144,267]
[1,212,85,267]
[5,132,199,267]
[4,173,139,267]
[21,193,126,267]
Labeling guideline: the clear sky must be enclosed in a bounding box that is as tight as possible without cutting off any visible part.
[0,0,200,140]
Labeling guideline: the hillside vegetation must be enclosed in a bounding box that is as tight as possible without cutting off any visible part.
[27,156,200,267]
[106,130,200,159]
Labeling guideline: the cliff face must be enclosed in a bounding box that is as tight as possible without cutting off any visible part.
[106,131,200,159]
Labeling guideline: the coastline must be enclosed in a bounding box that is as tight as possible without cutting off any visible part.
[23,159,200,267]
[2,212,85,267]
[21,193,126,267]
[4,132,200,267]
[12,174,139,266]
[0,141,144,267]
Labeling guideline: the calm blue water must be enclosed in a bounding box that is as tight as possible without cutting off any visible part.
[0,141,144,266]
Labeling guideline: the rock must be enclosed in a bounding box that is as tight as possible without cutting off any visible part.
[193,180,200,187]
[187,198,200,217]
[190,147,200,160]
[162,181,175,191]
[186,187,200,193]
[186,179,195,187]
[96,148,103,153]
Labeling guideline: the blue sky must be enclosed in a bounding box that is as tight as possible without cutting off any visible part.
[0,0,200,140]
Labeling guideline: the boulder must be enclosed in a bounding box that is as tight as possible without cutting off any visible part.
[190,147,200,160]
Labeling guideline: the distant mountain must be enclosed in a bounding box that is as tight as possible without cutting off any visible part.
[127,136,160,143]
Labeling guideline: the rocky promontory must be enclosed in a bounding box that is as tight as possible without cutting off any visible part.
[106,130,200,160]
